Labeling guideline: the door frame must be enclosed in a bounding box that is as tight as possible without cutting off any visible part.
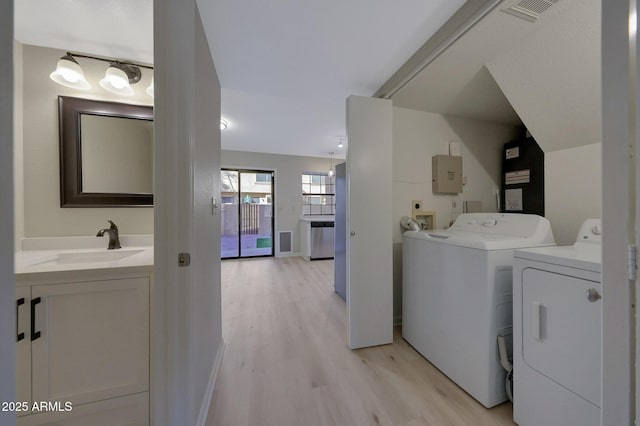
[602,1,635,424]
[0,2,15,425]
[221,167,275,259]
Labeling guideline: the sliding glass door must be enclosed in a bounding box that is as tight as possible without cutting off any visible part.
[221,169,274,259]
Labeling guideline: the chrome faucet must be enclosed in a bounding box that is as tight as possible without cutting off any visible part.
[96,220,122,250]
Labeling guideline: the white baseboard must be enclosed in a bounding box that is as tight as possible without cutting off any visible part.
[196,339,226,426]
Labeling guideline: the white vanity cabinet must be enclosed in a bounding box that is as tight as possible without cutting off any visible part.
[15,269,151,426]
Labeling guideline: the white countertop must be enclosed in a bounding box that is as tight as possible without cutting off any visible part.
[15,246,154,276]
[15,235,154,279]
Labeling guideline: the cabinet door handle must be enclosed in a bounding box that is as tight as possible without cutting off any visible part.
[532,301,542,342]
[31,297,41,341]
[16,298,25,342]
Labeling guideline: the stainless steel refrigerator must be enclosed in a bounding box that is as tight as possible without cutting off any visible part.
[334,162,347,300]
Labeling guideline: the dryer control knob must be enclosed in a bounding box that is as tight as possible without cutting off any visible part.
[591,225,602,235]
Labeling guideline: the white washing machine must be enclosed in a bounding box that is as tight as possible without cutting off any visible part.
[513,219,601,426]
[402,213,555,408]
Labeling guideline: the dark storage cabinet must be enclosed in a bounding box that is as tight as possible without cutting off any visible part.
[501,137,544,216]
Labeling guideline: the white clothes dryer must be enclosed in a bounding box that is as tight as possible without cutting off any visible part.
[513,219,601,426]
[402,213,555,408]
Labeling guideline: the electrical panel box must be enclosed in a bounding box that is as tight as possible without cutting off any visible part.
[432,155,463,194]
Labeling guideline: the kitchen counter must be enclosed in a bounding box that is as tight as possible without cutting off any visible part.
[299,215,335,223]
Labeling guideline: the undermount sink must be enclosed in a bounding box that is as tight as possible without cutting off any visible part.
[31,249,145,266]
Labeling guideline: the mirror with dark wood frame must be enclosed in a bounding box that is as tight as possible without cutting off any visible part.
[58,96,154,207]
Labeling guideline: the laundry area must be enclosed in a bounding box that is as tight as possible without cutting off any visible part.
[380,0,605,424]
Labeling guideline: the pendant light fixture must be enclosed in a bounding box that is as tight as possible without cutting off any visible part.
[338,138,344,148]
[50,52,154,97]
[49,53,91,90]
[328,152,335,177]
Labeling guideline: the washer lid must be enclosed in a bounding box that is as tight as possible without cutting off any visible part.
[402,213,555,250]
[403,229,555,250]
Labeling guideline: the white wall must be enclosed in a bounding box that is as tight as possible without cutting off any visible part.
[392,106,519,322]
[221,150,338,255]
[14,41,23,251]
[545,143,602,245]
[19,43,154,238]
[0,3,16,423]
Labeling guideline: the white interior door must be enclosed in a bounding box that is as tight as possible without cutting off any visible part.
[346,95,393,349]
[154,1,223,425]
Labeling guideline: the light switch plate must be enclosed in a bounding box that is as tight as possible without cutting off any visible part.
[449,141,462,157]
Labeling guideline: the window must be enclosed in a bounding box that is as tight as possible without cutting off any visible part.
[302,173,335,215]
[255,173,271,183]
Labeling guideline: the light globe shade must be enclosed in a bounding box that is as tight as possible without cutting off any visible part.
[100,66,134,96]
[146,77,154,97]
[50,56,90,90]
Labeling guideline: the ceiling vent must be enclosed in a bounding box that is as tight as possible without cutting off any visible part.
[501,0,559,22]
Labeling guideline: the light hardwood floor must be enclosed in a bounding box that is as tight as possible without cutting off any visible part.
[206,257,515,426]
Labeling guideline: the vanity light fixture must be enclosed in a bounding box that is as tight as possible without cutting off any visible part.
[49,53,91,90]
[146,77,154,97]
[99,62,140,96]
[220,118,229,130]
[50,52,154,97]
[328,152,335,177]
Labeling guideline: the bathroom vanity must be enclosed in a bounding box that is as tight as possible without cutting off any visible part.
[14,236,153,426]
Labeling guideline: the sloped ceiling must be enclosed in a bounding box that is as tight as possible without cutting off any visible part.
[486,0,601,152]
[391,0,601,153]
